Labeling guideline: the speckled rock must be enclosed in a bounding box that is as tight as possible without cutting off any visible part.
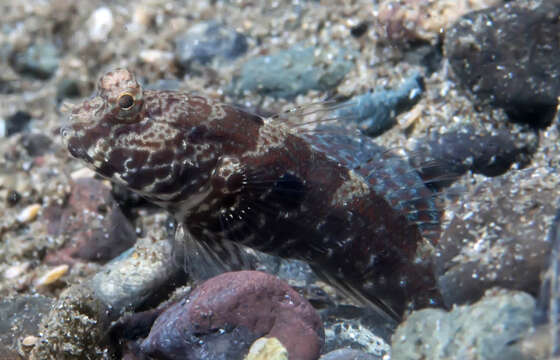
[141,271,324,360]
[391,289,535,360]
[377,0,501,43]
[88,234,183,315]
[434,167,559,306]
[229,44,354,99]
[10,41,60,79]
[333,74,424,137]
[321,305,391,358]
[0,295,53,359]
[411,125,534,189]
[445,0,560,127]
[174,21,248,68]
[30,285,112,360]
[43,178,137,264]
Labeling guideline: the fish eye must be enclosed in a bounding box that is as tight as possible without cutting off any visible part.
[118,92,135,110]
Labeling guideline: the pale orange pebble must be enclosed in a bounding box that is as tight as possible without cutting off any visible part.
[16,204,41,223]
[34,264,69,287]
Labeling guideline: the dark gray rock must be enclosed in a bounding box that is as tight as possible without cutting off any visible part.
[445,0,560,127]
[0,295,53,359]
[56,78,82,102]
[4,111,32,136]
[411,125,534,189]
[21,132,53,156]
[175,21,248,67]
[434,167,559,307]
[141,271,324,360]
[10,42,60,79]
[229,44,354,99]
[391,289,536,360]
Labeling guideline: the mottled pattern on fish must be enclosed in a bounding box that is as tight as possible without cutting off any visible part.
[62,69,442,317]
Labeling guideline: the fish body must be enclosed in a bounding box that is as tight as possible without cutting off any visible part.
[63,69,441,318]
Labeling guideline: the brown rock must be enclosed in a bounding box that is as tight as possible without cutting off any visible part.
[44,178,136,264]
[141,271,324,360]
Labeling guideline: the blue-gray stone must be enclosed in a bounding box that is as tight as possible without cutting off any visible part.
[229,44,354,99]
[332,74,424,137]
[391,290,536,360]
[174,21,248,67]
[0,295,53,357]
[11,42,60,79]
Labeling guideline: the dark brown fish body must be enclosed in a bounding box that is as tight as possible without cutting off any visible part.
[63,69,442,318]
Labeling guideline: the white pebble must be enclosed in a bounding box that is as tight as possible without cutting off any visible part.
[139,49,174,65]
[88,7,114,42]
[3,262,30,279]
[70,167,96,179]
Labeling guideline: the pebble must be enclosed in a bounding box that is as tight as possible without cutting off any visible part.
[3,111,32,137]
[34,264,69,287]
[21,132,53,156]
[10,42,60,79]
[174,21,248,67]
[6,190,22,206]
[245,337,288,360]
[3,262,30,280]
[377,0,501,43]
[141,271,324,360]
[16,203,41,223]
[30,285,111,359]
[21,335,38,347]
[70,167,96,180]
[88,236,180,314]
[56,78,82,102]
[319,349,379,360]
[139,49,174,67]
[321,305,391,357]
[445,0,560,127]
[87,7,114,42]
[43,178,136,264]
[332,73,424,137]
[410,125,534,189]
[434,167,559,306]
[391,289,535,360]
[229,44,354,99]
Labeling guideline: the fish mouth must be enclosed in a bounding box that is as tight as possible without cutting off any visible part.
[60,124,101,171]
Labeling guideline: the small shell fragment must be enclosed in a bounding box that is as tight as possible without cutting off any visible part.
[21,335,38,347]
[34,264,69,287]
[17,204,41,223]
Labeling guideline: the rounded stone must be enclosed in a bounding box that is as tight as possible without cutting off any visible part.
[141,270,324,360]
